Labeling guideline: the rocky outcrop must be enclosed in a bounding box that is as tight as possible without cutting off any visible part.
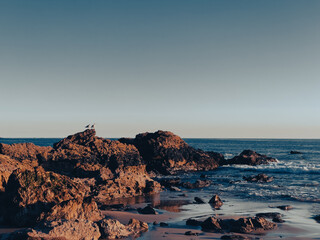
[201,216,277,233]
[119,130,224,174]
[243,173,273,183]
[39,197,103,222]
[1,167,87,226]
[98,218,148,239]
[0,154,33,192]
[0,142,52,163]
[4,219,101,240]
[221,150,277,166]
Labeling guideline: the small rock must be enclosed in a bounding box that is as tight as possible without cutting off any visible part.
[160,222,169,227]
[209,194,223,209]
[221,235,252,240]
[313,215,320,223]
[194,197,205,204]
[169,186,181,192]
[138,205,158,215]
[290,151,302,154]
[186,218,202,226]
[256,212,282,219]
[185,231,198,236]
[272,216,284,223]
[277,205,292,211]
[243,173,273,183]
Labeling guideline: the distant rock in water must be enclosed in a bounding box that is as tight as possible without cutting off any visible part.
[220,150,277,166]
[313,215,320,223]
[290,150,302,154]
[119,130,224,175]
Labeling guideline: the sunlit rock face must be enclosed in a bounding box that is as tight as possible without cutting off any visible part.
[120,130,224,175]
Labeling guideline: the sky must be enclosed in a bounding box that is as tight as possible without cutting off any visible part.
[0,0,320,138]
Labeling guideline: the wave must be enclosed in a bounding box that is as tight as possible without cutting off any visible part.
[221,161,320,174]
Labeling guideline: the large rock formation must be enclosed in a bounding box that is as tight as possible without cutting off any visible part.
[119,130,224,174]
[221,150,277,166]
[1,166,87,226]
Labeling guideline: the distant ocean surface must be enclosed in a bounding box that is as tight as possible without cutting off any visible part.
[1,138,320,206]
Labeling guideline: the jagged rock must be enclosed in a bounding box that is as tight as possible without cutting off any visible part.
[138,205,157,215]
[186,218,202,226]
[98,218,148,239]
[243,173,273,183]
[119,130,224,174]
[201,216,277,233]
[1,167,86,226]
[194,197,205,204]
[221,150,277,166]
[4,219,101,240]
[0,154,34,192]
[39,197,103,222]
[0,142,51,163]
[209,194,223,209]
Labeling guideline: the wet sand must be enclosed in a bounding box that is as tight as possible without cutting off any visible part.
[102,190,320,240]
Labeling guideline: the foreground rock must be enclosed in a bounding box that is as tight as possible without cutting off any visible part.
[4,219,101,240]
[119,130,224,174]
[138,205,158,214]
[256,212,284,223]
[209,194,223,209]
[1,166,87,226]
[221,235,252,240]
[98,218,148,239]
[221,150,277,166]
[243,173,273,183]
[201,216,277,233]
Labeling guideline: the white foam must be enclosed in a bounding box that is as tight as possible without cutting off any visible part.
[222,160,320,174]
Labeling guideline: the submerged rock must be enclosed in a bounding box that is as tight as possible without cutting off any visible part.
[243,173,273,183]
[221,150,277,166]
[209,194,223,209]
[119,130,224,174]
[290,151,302,154]
[276,205,293,211]
[313,215,320,223]
[182,179,212,189]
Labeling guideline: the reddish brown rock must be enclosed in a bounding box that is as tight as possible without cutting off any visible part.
[221,150,277,166]
[2,167,86,226]
[98,218,148,239]
[5,219,101,240]
[39,197,103,222]
[119,130,224,175]
[0,142,52,163]
[209,194,223,209]
[201,216,277,233]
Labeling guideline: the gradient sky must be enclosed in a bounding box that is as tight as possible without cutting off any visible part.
[1,0,320,138]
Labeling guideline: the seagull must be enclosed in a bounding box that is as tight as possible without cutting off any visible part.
[91,123,95,129]
[85,124,90,129]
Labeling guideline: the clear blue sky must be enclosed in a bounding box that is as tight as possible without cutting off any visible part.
[1,0,320,138]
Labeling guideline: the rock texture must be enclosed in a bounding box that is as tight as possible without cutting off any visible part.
[209,194,223,209]
[98,218,148,239]
[201,216,277,233]
[4,220,101,240]
[119,130,224,174]
[243,173,273,183]
[221,150,277,166]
